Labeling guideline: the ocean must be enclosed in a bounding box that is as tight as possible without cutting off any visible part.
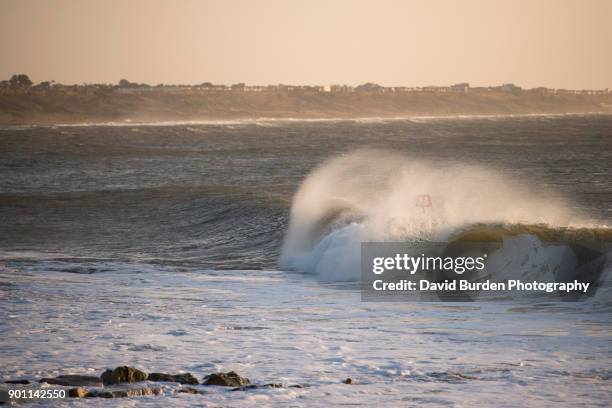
[1,114,611,406]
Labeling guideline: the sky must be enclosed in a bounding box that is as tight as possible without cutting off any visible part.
[1,0,611,89]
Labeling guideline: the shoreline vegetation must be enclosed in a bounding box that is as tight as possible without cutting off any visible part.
[1,75,611,125]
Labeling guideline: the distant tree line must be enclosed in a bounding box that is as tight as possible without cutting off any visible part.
[1,74,261,91]
[1,74,34,89]
[1,74,609,95]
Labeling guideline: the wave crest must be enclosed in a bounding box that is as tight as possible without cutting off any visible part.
[280,149,592,281]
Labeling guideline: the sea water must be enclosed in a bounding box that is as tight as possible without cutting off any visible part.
[1,114,611,406]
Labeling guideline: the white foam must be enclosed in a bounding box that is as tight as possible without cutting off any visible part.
[1,112,609,130]
[1,264,610,406]
[280,149,585,281]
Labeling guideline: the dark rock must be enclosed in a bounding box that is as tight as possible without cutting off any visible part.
[4,380,30,385]
[343,378,353,384]
[87,391,114,399]
[86,387,162,398]
[101,366,147,385]
[117,388,161,398]
[148,372,198,385]
[202,371,250,387]
[68,387,89,398]
[231,383,283,391]
[178,387,200,394]
[39,375,103,387]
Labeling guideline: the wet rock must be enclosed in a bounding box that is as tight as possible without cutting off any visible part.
[178,387,200,394]
[87,390,113,399]
[87,390,114,399]
[86,387,162,398]
[101,366,147,385]
[231,383,283,391]
[39,375,103,387]
[202,371,250,387]
[68,387,89,398]
[117,387,162,398]
[148,372,198,385]
[343,378,353,384]
[4,379,30,385]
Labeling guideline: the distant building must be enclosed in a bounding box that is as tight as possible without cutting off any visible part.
[500,83,521,92]
[244,85,266,92]
[450,83,469,93]
[422,86,450,92]
[231,83,245,91]
[394,86,421,92]
[330,85,354,92]
[355,82,384,92]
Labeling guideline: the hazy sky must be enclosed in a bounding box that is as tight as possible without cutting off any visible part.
[1,0,611,88]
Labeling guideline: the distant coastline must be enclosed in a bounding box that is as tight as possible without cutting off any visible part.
[1,77,611,125]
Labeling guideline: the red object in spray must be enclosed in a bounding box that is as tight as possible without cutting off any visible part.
[416,194,432,208]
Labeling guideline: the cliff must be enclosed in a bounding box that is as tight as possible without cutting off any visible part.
[1,89,611,125]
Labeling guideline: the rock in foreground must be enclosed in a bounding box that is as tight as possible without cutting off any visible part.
[148,372,199,385]
[67,386,162,398]
[101,366,147,385]
[231,383,282,391]
[68,387,89,398]
[39,375,103,387]
[202,371,250,387]
[87,387,162,398]
[4,379,30,384]
[177,387,203,394]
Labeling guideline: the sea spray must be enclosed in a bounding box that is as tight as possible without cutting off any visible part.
[280,149,581,281]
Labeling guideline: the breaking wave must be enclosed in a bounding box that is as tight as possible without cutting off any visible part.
[279,149,610,283]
